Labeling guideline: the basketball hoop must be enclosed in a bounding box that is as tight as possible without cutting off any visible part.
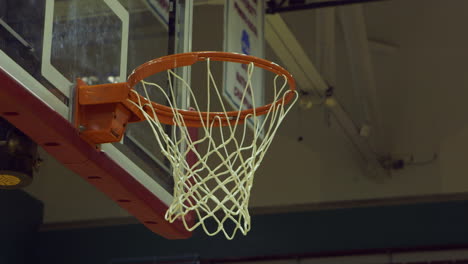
[75,51,298,239]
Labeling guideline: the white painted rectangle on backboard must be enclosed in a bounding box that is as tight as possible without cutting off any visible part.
[223,0,265,133]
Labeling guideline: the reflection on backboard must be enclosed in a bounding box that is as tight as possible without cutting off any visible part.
[0,0,193,239]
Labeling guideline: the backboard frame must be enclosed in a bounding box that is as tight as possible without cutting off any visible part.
[0,0,194,239]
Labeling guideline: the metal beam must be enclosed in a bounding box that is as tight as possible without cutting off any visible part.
[266,0,389,13]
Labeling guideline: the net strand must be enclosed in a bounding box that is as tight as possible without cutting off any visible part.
[127,60,298,239]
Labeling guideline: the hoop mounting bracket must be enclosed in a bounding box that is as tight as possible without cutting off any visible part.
[74,79,142,145]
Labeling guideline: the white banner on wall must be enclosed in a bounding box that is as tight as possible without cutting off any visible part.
[223,0,265,133]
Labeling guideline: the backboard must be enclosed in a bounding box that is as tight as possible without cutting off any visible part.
[0,0,193,239]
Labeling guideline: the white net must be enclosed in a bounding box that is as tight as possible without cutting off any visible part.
[127,59,297,239]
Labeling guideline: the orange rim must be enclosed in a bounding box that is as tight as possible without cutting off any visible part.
[127,51,296,127]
